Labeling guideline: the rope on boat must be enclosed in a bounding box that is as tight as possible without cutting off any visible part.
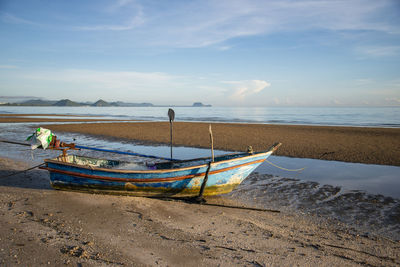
[0,163,46,179]
[74,145,180,161]
[265,159,306,172]
[0,139,31,147]
[0,139,180,161]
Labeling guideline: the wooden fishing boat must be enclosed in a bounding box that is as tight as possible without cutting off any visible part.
[41,143,281,198]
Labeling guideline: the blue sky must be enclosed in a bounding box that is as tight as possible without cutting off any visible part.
[0,0,399,106]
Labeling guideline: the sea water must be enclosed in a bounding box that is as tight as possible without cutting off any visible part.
[0,106,399,198]
[1,106,399,127]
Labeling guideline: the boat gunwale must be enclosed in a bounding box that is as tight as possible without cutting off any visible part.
[44,150,274,174]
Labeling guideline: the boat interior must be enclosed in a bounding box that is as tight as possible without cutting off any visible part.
[50,151,259,171]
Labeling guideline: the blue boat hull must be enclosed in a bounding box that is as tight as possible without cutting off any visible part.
[42,144,280,197]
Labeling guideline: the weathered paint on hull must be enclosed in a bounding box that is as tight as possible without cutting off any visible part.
[50,182,240,197]
[47,160,263,197]
[43,144,280,198]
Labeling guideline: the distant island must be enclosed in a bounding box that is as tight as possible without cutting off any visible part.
[192,102,212,107]
[0,99,211,107]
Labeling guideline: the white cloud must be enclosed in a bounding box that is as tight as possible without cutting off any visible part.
[5,68,272,105]
[222,80,270,101]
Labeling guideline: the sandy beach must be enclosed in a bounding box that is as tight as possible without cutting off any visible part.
[46,121,400,166]
[1,157,399,266]
[1,115,400,265]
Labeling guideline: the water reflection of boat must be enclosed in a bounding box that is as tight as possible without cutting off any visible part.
[41,143,281,198]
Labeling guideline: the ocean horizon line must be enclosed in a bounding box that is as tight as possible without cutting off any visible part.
[1,106,399,128]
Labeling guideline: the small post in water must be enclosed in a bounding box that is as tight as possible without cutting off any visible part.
[168,108,175,160]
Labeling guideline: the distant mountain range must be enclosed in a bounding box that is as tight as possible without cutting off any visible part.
[0,99,211,107]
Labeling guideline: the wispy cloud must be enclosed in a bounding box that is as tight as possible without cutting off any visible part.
[76,16,144,31]
[222,80,270,101]
[16,68,194,103]
[355,45,400,58]
[3,0,397,47]
[0,65,18,69]
[331,99,343,105]
[385,97,400,105]
[108,0,136,11]
[354,78,373,85]
[76,1,145,31]
[0,95,40,99]
[23,69,174,89]
[218,46,232,51]
[0,12,41,26]
[134,0,400,47]
[8,68,271,105]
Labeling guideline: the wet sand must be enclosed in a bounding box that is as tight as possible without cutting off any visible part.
[46,121,400,166]
[1,157,399,266]
[2,114,399,166]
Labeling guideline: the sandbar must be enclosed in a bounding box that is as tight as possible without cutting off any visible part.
[45,121,400,166]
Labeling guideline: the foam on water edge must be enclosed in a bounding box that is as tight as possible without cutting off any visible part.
[227,173,400,241]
